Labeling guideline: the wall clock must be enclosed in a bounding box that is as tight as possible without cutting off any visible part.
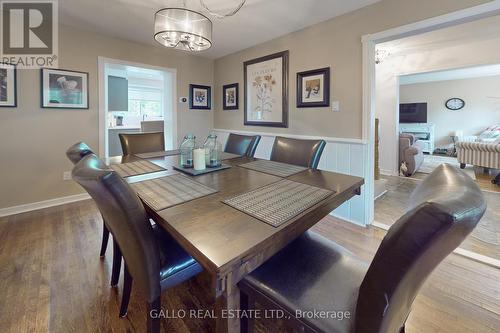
[445,98,465,110]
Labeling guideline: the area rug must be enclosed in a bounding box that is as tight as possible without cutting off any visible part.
[417,154,476,180]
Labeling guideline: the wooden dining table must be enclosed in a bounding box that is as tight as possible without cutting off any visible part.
[107,153,364,333]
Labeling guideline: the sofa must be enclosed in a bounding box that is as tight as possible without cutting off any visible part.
[456,125,500,170]
[399,133,424,176]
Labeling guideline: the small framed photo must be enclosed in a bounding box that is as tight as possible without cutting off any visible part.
[41,68,89,109]
[223,83,238,110]
[189,84,211,110]
[297,67,330,108]
[0,63,17,107]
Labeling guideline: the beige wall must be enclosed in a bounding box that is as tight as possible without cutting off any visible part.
[400,76,500,148]
[213,0,488,138]
[0,25,213,209]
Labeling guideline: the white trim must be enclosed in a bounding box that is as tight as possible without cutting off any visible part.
[373,189,387,201]
[362,1,500,227]
[97,56,178,157]
[372,221,500,268]
[213,128,366,145]
[454,248,500,269]
[330,213,367,228]
[0,193,90,218]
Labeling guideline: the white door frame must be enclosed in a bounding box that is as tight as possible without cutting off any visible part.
[362,1,500,225]
[97,56,178,157]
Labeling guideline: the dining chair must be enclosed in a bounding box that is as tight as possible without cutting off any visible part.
[224,133,261,157]
[239,164,486,333]
[66,142,122,287]
[72,154,203,333]
[119,132,165,155]
[270,136,326,169]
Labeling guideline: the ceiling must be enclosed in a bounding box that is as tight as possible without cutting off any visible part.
[400,64,500,85]
[378,14,500,57]
[59,0,381,59]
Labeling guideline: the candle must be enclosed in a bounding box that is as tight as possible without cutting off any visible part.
[193,148,206,171]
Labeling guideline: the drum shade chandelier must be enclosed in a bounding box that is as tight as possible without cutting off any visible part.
[154,0,246,52]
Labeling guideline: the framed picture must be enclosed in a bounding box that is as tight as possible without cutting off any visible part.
[41,68,89,109]
[223,83,239,110]
[297,67,330,108]
[244,50,289,127]
[0,63,17,107]
[189,84,211,110]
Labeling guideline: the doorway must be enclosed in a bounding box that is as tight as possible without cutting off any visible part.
[98,57,177,158]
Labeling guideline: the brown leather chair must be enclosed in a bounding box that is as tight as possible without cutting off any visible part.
[119,132,165,155]
[66,142,122,287]
[239,164,486,333]
[72,154,203,332]
[270,136,326,169]
[224,133,261,157]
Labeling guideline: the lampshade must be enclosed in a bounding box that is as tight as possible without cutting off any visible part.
[154,8,212,52]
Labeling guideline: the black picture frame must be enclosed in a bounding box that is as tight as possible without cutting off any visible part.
[189,84,212,110]
[0,62,17,108]
[296,67,330,108]
[223,83,239,110]
[41,68,89,109]
[244,50,289,128]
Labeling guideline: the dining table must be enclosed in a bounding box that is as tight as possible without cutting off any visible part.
[106,152,364,333]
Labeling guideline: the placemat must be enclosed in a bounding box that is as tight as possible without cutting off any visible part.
[132,174,218,211]
[173,164,231,176]
[110,160,166,178]
[135,150,180,159]
[221,152,242,160]
[223,179,333,227]
[238,160,308,177]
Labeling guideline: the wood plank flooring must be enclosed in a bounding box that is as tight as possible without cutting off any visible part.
[0,200,499,332]
[375,174,500,260]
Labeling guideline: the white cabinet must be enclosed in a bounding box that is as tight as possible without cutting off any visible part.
[399,123,435,154]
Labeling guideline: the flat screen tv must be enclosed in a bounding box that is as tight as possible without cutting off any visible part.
[399,103,427,123]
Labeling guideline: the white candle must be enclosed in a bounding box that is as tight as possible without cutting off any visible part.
[193,148,206,171]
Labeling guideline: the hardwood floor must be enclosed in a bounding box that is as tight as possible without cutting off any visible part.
[376,174,500,260]
[0,201,499,332]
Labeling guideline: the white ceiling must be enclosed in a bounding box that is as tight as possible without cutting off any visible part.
[400,64,500,85]
[59,0,381,59]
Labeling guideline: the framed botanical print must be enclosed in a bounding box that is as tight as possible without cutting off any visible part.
[244,50,289,127]
[223,83,238,110]
[189,84,211,110]
[0,63,17,107]
[297,67,330,108]
[41,68,89,109]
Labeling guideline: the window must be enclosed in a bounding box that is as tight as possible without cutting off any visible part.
[128,86,163,119]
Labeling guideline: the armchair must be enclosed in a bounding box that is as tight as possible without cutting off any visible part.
[399,133,424,176]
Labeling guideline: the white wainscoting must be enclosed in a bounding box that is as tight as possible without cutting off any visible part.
[213,129,370,226]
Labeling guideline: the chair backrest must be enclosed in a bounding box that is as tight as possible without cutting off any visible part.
[355,164,486,333]
[66,142,94,164]
[141,120,164,133]
[270,136,326,169]
[224,133,261,157]
[119,132,165,155]
[72,154,161,302]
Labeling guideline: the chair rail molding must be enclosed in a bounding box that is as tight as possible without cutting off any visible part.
[213,128,369,226]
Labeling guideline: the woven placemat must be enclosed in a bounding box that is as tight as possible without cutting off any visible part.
[110,160,166,178]
[221,152,242,160]
[223,179,333,227]
[135,150,180,159]
[238,160,307,177]
[132,174,217,211]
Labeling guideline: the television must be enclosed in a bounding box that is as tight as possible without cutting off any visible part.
[399,103,427,123]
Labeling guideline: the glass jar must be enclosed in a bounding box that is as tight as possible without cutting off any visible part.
[203,133,222,168]
[179,134,196,168]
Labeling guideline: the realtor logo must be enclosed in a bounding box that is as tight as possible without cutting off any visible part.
[1,0,58,68]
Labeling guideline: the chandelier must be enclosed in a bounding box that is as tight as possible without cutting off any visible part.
[154,0,246,52]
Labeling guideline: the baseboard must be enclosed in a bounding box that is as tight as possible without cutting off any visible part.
[330,212,367,227]
[0,193,91,218]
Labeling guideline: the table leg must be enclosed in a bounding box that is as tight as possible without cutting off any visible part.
[215,272,241,333]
